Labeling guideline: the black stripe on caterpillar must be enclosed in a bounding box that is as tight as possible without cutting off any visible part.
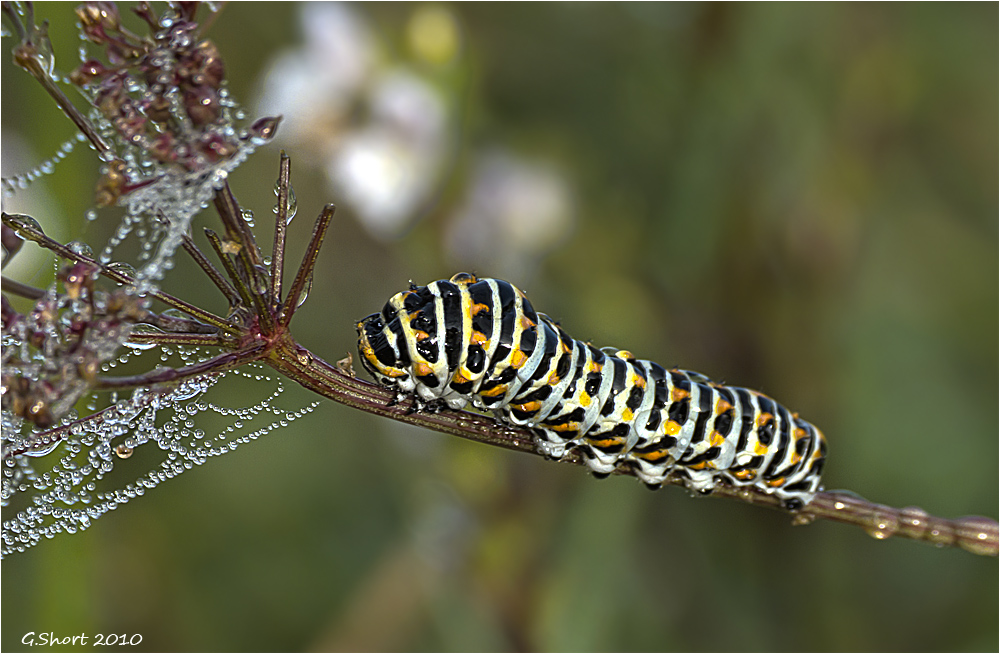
[356,273,827,510]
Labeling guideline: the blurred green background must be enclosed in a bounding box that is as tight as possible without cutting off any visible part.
[2,2,996,651]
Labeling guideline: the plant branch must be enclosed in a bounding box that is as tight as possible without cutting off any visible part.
[2,212,236,333]
[212,184,273,332]
[125,331,227,347]
[270,152,291,309]
[1,275,45,300]
[2,385,164,459]
[94,342,265,391]
[181,233,242,309]
[2,1,114,156]
[278,204,334,328]
[204,228,256,311]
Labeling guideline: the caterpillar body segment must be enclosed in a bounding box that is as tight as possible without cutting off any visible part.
[357,273,827,509]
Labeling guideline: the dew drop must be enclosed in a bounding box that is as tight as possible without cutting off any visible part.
[23,439,60,458]
[67,241,94,258]
[295,276,313,307]
[6,213,43,237]
[865,509,900,541]
[107,261,137,279]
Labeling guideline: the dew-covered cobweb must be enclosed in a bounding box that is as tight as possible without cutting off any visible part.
[2,350,320,557]
[1,4,305,557]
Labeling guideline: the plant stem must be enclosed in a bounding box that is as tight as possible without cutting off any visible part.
[181,233,242,308]
[270,152,291,309]
[1,212,236,333]
[95,343,265,391]
[278,204,334,328]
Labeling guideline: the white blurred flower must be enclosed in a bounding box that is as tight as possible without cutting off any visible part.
[255,3,450,239]
[328,70,447,238]
[256,2,375,144]
[445,149,574,279]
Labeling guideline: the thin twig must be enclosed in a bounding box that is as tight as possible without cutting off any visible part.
[181,233,242,308]
[135,308,219,334]
[1,275,45,300]
[270,152,291,309]
[94,342,265,391]
[2,212,236,333]
[278,204,334,328]
[212,184,273,332]
[125,331,227,347]
[204,228,256,311]
[2,2,113,155]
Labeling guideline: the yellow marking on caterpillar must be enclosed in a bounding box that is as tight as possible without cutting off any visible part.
[578,391,591,407]
[621,408,634,422]
[470,302,490,316]
[514,400,542,412]
[588,436,624,448]
[754,441,769,456]
[765,477,786,488]
[757,412,774,427]
[548,422,580,433]
[470,331,488,345]
[663,420,681,436]
[636,449,669,462]
[671,387,689,402]
[733,469,757,481]
[414,362,435,378]
[479,384,508,398]
[510,349,528,369]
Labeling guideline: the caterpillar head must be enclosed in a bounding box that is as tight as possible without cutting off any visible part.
[356,313,415,394]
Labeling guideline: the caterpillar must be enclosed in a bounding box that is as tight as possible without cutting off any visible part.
[356,273,827,510]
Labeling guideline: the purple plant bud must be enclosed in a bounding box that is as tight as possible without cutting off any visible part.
[188,40,225,88]
[248,116,282,143]
[183,85,221,126]
[69,59,109,86]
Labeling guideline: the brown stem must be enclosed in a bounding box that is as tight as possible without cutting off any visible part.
[270,152,291,309]
[204,228,256,310]
[1,212,235,333]
[2,2,113,155]
[1,276,45,300]
[181,233,242,308]
[125,331,227,347]
[212,184,273,332]
[278,204,334,328]
[95,343,265,391]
